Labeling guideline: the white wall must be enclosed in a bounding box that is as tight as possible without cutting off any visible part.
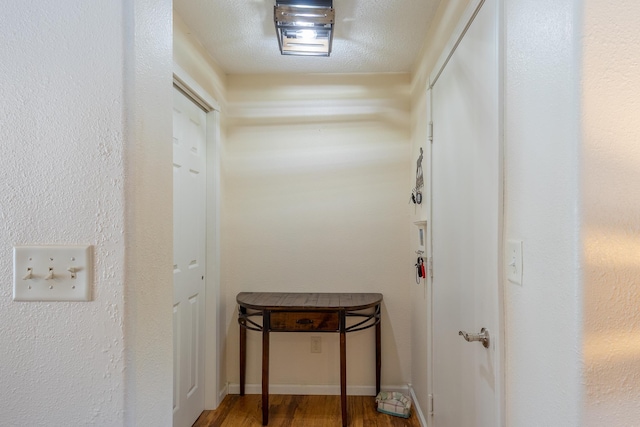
[0,1,173,425]
[504,0,583,425]
[582,1,640,425]
[124,0,173,425]
[223,73,412,392]
[173,12,228,110]
[173,17,414,396]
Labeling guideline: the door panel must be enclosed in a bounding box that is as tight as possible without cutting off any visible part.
[431,1,500,426]
[173,87,207,427]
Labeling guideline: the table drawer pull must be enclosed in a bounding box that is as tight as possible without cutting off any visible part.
[270,311,339,331]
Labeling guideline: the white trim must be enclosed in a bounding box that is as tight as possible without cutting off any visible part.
[171,68,223,410]
[218,383,229,405]
[429,0,485,89]
[426,87,435,427]
[204,107,222,410]
[496,1,506,425]
[409,384,429,427]
[173,62,221,112]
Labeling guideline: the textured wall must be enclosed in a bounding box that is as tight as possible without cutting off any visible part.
[223,73,412,392]
[0,1,173,425]
[0,2,127,425]
[582,1,640,424]
[123,0,174,425]
[504,0,583,425]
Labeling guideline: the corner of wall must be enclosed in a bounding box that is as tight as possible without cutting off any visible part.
[173,11,228,109]
[582,1,640,424]
[123,0,174,425]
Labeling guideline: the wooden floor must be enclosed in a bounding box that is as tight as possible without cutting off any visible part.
[193,394,421,427]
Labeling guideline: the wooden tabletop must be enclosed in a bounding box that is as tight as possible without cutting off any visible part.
[237,292,383,311]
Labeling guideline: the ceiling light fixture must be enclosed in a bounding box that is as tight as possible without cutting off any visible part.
[274,0,335,57]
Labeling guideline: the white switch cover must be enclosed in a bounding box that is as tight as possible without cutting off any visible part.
[506,240,523,285]
[13,245,92,301]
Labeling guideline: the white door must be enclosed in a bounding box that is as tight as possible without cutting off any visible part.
[431,0,501,426]
[173,87,207,427]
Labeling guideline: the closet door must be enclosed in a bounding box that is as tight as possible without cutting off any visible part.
[173,86,207,427]
[431,0,502,426]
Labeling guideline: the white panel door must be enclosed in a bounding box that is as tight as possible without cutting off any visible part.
[431,0,501,426]
[173,87,207,427]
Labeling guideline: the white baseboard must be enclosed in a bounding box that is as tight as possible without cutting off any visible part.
[205,383,228,410]
[409,384,428,427]
[218,383,229,406]
[227,383,409,396]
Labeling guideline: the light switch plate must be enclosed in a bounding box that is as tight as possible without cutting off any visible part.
[506,240,523,285]
[13,245,93,301]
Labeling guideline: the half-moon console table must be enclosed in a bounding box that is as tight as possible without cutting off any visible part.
[237,292,383,426]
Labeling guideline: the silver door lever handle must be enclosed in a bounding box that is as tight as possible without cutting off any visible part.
[458,328,490,348]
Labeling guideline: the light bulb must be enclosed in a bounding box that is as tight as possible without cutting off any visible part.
[296,29,317,39]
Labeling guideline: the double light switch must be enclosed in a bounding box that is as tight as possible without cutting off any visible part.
[13,245,92,301]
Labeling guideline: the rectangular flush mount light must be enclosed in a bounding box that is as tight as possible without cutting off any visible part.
[274,0,335,56]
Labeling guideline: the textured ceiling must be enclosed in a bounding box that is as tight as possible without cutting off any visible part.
[173,0,442,74]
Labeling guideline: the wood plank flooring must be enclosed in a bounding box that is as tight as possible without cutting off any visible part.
[193,394,421,427]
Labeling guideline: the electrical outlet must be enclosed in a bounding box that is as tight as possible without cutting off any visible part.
[311,336,321,353]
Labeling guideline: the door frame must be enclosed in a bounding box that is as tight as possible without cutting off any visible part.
[173,63,224,410]
[425,0,505,425]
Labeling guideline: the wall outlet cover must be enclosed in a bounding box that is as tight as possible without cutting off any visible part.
[506,240,523,285]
